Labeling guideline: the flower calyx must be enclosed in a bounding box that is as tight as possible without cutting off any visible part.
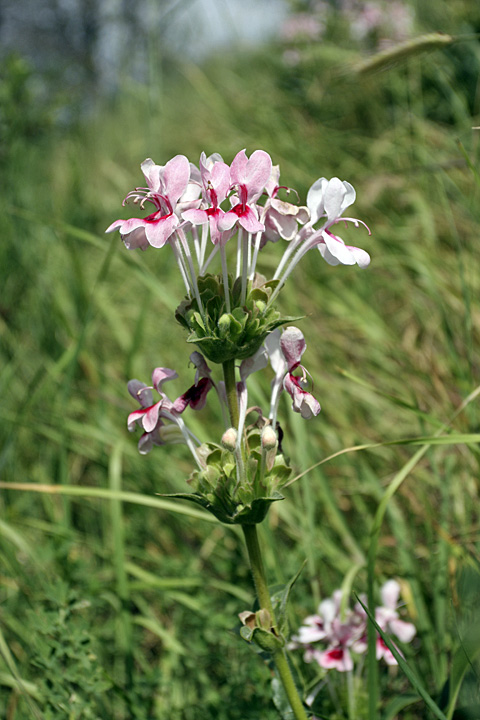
[175,273,300,364]
[239,608,284,652]
[166,420,292,524]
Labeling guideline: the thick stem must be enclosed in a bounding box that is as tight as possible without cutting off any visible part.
[222,359,239,428]
[242,524,309,720]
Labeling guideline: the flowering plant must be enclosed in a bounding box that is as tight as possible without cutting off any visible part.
[107,148,371,719]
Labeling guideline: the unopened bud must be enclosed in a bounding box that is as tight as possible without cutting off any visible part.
[261,425,277,451]
[221,427,238,452]
[256,608,272,631]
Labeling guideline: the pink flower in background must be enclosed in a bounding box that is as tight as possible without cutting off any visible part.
[291,580,416,672]
[106,154,191,249]
[375,579,417,665]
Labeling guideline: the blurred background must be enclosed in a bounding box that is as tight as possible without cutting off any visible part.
[1,1,480,718]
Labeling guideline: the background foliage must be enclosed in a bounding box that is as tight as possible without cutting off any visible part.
[1,0,480,717]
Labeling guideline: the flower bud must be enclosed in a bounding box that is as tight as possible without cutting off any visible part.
[261,425,278,451]
[221,427,238,451]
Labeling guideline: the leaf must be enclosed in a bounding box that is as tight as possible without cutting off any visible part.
[0,482,216,522]
[356,596,448,720]
[271,561,307,636]
[383,693,422,720]
[272,673,296,720]
[445,625,480,720]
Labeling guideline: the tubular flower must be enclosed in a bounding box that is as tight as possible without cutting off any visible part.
[127,365,212,458]
[280,327,321,419]
[106,155,191,249]
[305,176,371,268]
[262,165,309,245]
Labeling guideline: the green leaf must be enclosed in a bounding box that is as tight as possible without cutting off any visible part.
[272,673,296,720]
[445,625,480,720]
[271,561,307,636]
[357,596,448,720]
[383,693,422,720]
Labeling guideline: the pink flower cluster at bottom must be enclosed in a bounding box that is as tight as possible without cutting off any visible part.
[290,580,416,672]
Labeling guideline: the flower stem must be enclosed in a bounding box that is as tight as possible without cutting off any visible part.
[222,359,239,427]
[242,524,309,720]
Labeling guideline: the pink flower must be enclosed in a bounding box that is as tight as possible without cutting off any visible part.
[106,155,191,250]
[291,580,416,673]
[280,327,321,419]
[305,177,371,268]
[127,365,213,454]
[262,165,309,245]
[218,149,272,234]
[375,580,416,665]
[182,152,231,245]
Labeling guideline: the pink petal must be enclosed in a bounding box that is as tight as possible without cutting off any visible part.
[265,164,281,197]
[162,154,191,206]
[238,205,264,233]
[322,232,357,266]
[244,149,272,201]
[210,161,231,201]
[217,210,239,232]
[127,380,153,407]
[127,408,147,432]
[284,374,321,419]
[105,218,125,234]
[182,208,209,226]
[172,377,213,413]
[141,158,161,191]
[389,619,416,643]
[324,178,355,220]
[306,177,329,224]
[144,214,178,248]
[229,149,248,186]
[381,579,401,609]
[345,244,371,268]
[319,647,353,672]
[121,226,149,251]
[264,330,287,377]
[280,327,306,370]
[143,400,163,432]
[152,367,178,392]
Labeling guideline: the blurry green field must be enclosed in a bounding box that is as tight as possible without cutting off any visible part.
[1,2,480,718]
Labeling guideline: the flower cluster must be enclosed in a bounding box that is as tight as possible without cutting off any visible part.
[107,149,371,524]
[291,580,416,672]
[106,149,370,313]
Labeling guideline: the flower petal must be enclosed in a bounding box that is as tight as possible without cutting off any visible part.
[162,154,191,206]
[381,579,401,609]
[280,326,306,371]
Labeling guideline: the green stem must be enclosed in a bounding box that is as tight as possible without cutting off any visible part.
[222,359,239,428]
[242,524,309,720]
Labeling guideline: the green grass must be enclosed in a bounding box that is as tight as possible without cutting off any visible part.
[1,2,480,717]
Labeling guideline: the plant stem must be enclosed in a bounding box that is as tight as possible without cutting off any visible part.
[242,524,309,720]
[223,362,307,719]
[222,359,239,428]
